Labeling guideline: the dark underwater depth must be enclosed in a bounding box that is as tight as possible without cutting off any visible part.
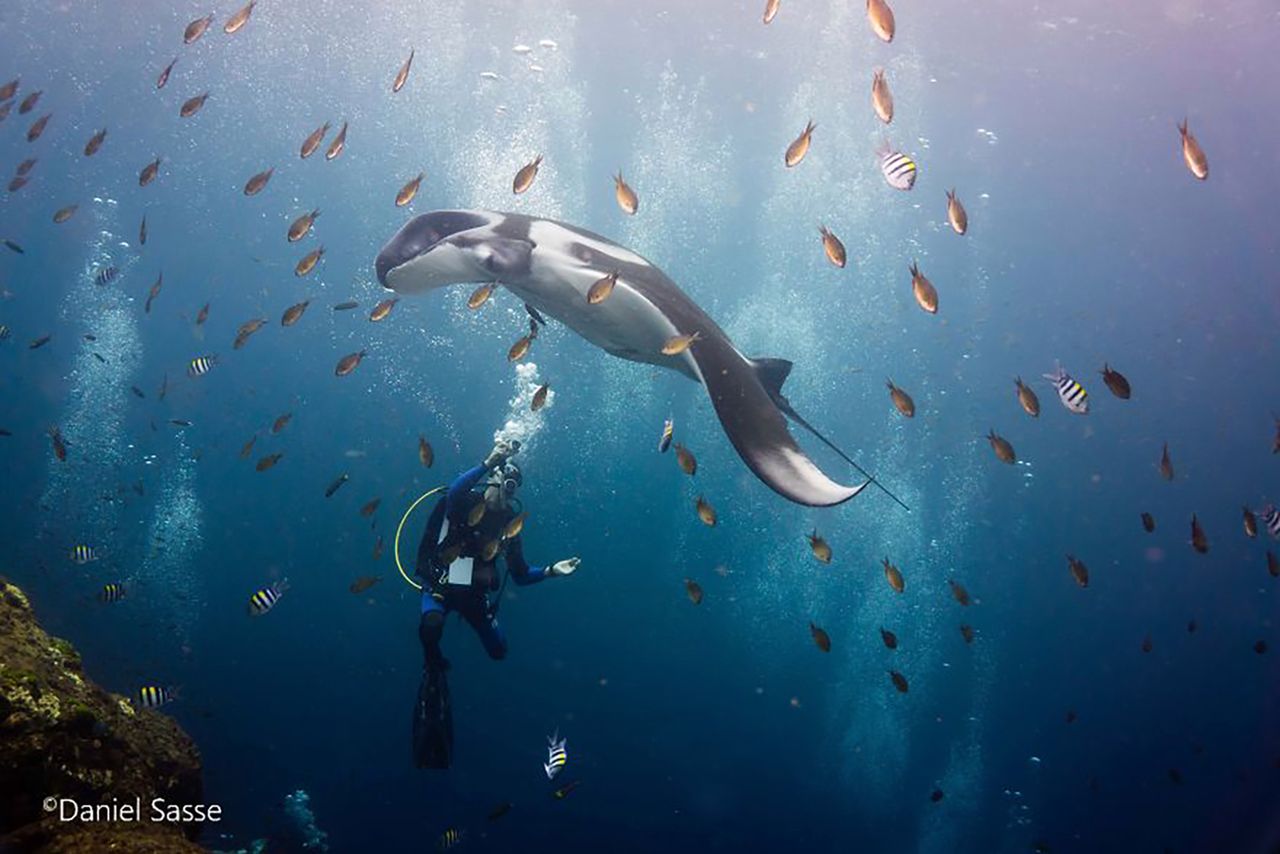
[1,1,1279,851]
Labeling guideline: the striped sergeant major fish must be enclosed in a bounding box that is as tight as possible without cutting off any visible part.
[544,731,567,780]
[437,828,465,850]
[877,142,917,191]
[187,355,217,378]
[136,685,177,709]
[0,325,10,341]
[99,582,126,603]
[248,579,289,616]
[1261,505,1280,540]
[94,266,118,287]
[69,544,98,564]
[659,418,674,453]
[1043,363,1088,414]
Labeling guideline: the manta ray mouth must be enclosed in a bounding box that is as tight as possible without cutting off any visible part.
[375,210,493,288]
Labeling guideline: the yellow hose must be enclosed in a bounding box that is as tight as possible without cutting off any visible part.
[394,486,446,590]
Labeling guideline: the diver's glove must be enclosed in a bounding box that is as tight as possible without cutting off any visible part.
[548,557,581,577]
[484,438,517,469]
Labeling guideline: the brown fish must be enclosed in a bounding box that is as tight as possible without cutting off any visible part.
[763,0,781,24]
[157,58,177,89]
[139,215,148,246]
[223,0,256,35]
[49,427,67,461]
[1141,512,1156,533]
[256,452,283,472]
[0,79,17,101]
[507,334,533,362]
[238,435,257,459]
[867,0,895,42]
[674,443,697,475]
[335,350,367,377]
[7,176,28,193]
[295,246,325,277]
[1177,118,1208,181]
[810,622,831,652]
[349,575,381,594]
[360,498,382,518]
[883,557,904,593]
[271,413,292,434]
[887,379,914,418]
[332,301,358,311]
[179,92,209,118]
[662,331,701,356]
[807,530,832,564]
[504,512,528,540]
[949,579,971,606]
[418,436,434,467]
[784,119,815,168]
[1100,364,1130,399]
[513,155,542,194]
[987,430,1016,464]
[946,189,967,235]
[392,49,414,92]
[184,13,214,44]
[16,158,36,177]
[871,68,893,124]
[480,540,504,563]
[196,303,210,326]
[695,495,717,527]
[586,271,619,304]
[888,670,909,693]
[52,204,78,224]
[467,282,496,309]
[18,91,41,114]
[84,128,107,157]
[0,101,10,121]
[880,627,897,649]
[395,173,423,207]
[140,157,162,187]
[26,113,50,142]
[281,300,310,327]
[325,121,348,160]
[1272,414,1280,454]
[233,318,267,350]
[1267,551,1279,578]
[531,383,549,411]
[685,578,704,605]
[613,171,638,214]
[287,209,319,242]
[243,167,274,196]
[1190,514,1208,554]
[300,122,330,159]
[1014,377,1040,417]
[467,501,486,528]
[145,273,163,313]
[909,261,938,314]
[960,624,975,644]
[369,297,399,322]
[1158,442,1174,482]
[1067,554,1089,589]
[1243,506,1258,539]
[1141,634,1153,653]
[818,225,846,268]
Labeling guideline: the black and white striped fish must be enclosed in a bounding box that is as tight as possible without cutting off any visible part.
[69,544,98,564]
[136,685,177,709]
[1262,505,1280,540]
[99,582,126,603]
[877,143,917,191]
[248,579,289,616]
[1042,363,1089,414]
[0,324,10,341]
[94,266,118,287]
[544,731,568,780]
[187,355,217,378]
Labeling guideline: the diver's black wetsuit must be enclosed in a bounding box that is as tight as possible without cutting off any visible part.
[412,462,548,769]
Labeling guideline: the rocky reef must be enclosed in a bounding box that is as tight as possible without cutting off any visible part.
[0,578,204,853]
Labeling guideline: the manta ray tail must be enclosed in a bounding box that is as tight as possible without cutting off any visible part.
[752,357,911,512]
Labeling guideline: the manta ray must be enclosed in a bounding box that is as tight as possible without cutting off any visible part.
[376,209,902,509]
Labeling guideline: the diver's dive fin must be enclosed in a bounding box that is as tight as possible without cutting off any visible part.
[751,357,911,512]
[412,666,453,769]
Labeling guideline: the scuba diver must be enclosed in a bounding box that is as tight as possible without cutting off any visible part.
[412,438,581,769]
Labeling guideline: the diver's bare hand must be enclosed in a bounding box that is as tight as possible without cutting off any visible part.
[549,557,581,577]
[484,439,517,469]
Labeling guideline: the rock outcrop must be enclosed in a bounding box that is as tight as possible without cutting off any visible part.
[0,578,204,853]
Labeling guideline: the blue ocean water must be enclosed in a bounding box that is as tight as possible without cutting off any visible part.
[2,1,1280,851]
